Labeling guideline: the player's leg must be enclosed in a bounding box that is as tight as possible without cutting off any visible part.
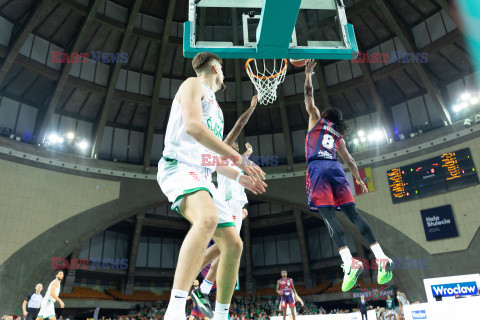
[165,191,218,320]
[282,307,286,320]
[211,226,243,320]
[199,246,221,295]
[342,205,393,284]
[317,206,363,292]
[289,306,296,320]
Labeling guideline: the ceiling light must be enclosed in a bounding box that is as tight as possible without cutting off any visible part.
[48,134,60,143]
[78,141,89,150]
[66,132,75,140]
[460,92,471,101]
[358,130,365,137]
[353,138,359,145]
[360,137,366,143]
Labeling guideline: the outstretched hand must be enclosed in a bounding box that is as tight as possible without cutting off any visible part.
[305,59,316,75]
[251,95,258,108]
[356,179,369,193]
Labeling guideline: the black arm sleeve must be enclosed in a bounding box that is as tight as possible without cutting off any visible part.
[25,292,33,301]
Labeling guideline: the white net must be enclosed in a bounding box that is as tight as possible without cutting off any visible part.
[246,59,288,105]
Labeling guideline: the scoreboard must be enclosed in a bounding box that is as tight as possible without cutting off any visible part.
[387,148,479,204]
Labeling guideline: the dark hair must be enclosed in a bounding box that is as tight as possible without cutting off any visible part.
[192,52,222,73]
[321,108,349,135]
[56,270,63,275]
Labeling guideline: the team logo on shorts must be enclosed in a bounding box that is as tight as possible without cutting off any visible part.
[189,172,200,181]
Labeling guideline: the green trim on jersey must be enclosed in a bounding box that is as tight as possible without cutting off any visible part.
[218,222,236,228]
[39,315,56,319]
[163,156,178,171]
[171,187,213,214]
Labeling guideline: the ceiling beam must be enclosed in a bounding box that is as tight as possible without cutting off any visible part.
[142,0,177,169]
[376,0,452,125]
[0,0,54,86]
[277,86,295,169]
[90,0,144,158]
[357,44,395,140]
[35,0,103,145]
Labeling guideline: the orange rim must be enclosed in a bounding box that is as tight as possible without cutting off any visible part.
[245,59,288,80]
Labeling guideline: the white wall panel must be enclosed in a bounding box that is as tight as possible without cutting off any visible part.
[170,79,182,99]
[426,12,447,42]
[46,44,63,71]
[128,130,144,163]
[292,129,306,157]
[99,126,114,158]
[351,61,362,78]
[89,231,104,259]
[30,36,49,64]
[115,233,128,260]
[126,71,141,94]
[0,97,20,129]
[140,74,154,96]
[151,133,164,163]
[112,128,128,161]
[276,234,290,264]
[252,237,264,266]
[412,22,431,49]
[161,238,175,268]
[142,15,162,34]
[19,34,34,57]
[288,233,302,263]
[259,134,274,156]
[69,58,82,77]
[263,235,277,265]
[148,237,162,268]
[95,63,110,86]
[441,10,457,33]
[380,39,395,66]
[136,236,148,267]
[80,58,96,82]
[392,102,413,135]
[0,16,13,46]
[273,133,286,160]
[407,96,429,129]
[102,231,116,260]
[337,60,353,82]
[159,78,170,98]
[105,1,128,23]
[115,69,127,90]
[324,63,339,86]
[59,116,76,135]
[15,104,37,141]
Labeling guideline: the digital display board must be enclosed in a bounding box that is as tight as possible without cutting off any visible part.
[387,148,479,204]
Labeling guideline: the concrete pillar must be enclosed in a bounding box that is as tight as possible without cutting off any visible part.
[63,246,82,293]
[124,212,145,294]
[294,210,314,289]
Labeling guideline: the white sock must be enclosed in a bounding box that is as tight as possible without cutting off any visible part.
[200,279,214,295]
[370,243,388,260]
[339,247,353,267]
[164,289,188,320]
[213,302,230,320]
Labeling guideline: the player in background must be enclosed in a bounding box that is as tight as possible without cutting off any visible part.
[303,59,393,292]
[188,280,210,320]
[23,284,43,320]
[396,290,409,319]
[157,52,266,320]
[35,271,64,320]
[385,294,397,320]
[277,270,304,320]
[195,95,258,298]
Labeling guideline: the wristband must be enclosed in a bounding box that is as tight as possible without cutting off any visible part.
[247,147,253,152]
[235,172,242,183]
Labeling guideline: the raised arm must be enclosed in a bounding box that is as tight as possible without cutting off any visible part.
[337,139,368,193]
[180,78,264,180]
[224,95,258,146]
[304,60,321,128]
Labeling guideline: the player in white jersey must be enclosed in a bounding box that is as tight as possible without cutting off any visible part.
[194,95,258,298]
[36,271,64,320]
[157,52,266,320]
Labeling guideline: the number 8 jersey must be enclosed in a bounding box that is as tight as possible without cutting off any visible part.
[305,118,342,163]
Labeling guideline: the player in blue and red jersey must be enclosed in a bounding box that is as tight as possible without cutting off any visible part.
[303,60,393,292]
[276,270,303,320]
[188,280,210,320]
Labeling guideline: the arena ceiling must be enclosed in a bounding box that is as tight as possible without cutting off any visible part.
[0,0,470,166]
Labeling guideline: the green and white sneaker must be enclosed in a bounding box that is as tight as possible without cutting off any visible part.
[190,288,214,318]
[377,257,394,284]
[341,259,364,292]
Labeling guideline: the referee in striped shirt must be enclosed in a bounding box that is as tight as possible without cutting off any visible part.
[22,284,43,320]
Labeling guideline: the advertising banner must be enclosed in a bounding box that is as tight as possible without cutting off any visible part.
[423,274,480,303]
[420,205,458,241]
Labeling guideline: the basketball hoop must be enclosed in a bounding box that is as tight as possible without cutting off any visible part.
[245,58,288,105]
